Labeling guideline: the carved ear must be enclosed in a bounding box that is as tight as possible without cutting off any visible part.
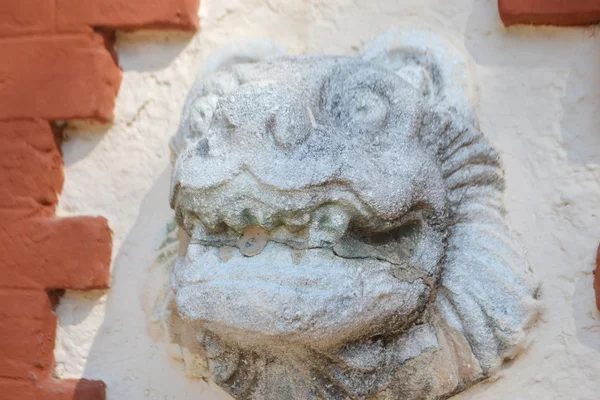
[170,40,287,160]
[360,28,477,121]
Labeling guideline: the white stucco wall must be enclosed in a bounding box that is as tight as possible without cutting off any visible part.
[54,0,600,399]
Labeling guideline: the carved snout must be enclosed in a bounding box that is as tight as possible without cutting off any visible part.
[214,81,314,149]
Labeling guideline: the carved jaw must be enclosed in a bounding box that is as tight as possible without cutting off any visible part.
[173,242,429,348]
[170,189,446,349]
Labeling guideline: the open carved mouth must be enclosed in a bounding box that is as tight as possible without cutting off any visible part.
[171,190,446,347]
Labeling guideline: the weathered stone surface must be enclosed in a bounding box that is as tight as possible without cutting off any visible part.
[167,30,541,399]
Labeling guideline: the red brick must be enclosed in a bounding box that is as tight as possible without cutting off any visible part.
[0,217,112,290]
[0,33,121,122]
[36,379,106,400]
[499,0,600,26]
[0,0,55,37]
[0,378,106,400]
[0,289,50,319]
[0,289,57,379]
[0,308,56,379]
[56,0,199,32]
[0,120,63,221]
[0,378,36,400]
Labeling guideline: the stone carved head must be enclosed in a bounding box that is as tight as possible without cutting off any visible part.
[166,29,540,399]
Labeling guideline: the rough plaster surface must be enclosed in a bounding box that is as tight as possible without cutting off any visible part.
[54,0,600,399]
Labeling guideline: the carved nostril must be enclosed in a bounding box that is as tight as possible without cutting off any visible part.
[265,96,316,149]
[195,138,210,156]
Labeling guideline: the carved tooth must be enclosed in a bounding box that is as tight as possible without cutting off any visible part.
[190,221,208,240]
[222,212,246,231]
[218,246,237,262]
[178,228,191,256]
[281,213,310,231]
[270,224,308,249]
[308,205,350,248]
[191,216,223,240]
[236,226,270,257]
[242,207,269,229]
[201,213,221,231]
[291,249,306,264]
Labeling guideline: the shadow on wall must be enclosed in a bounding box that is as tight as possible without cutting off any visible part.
[62,167,231,399]
[117,31,196,72]
[61,124,112,167]
[464,0,600,165]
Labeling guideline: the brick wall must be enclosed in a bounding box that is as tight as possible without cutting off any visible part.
[0,1,199,399]
[499,0,600,26]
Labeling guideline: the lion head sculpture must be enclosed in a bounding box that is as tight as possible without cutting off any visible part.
[164,29,540,400]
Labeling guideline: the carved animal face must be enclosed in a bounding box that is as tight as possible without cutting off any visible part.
[168,30,540,400]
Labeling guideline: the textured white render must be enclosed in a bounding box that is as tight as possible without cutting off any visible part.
[53,1,600,400]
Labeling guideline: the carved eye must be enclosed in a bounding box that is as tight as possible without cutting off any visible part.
[343,88,389,131]
[321,68,390,133]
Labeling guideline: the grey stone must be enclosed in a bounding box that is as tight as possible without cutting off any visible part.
[167,29,541,399]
